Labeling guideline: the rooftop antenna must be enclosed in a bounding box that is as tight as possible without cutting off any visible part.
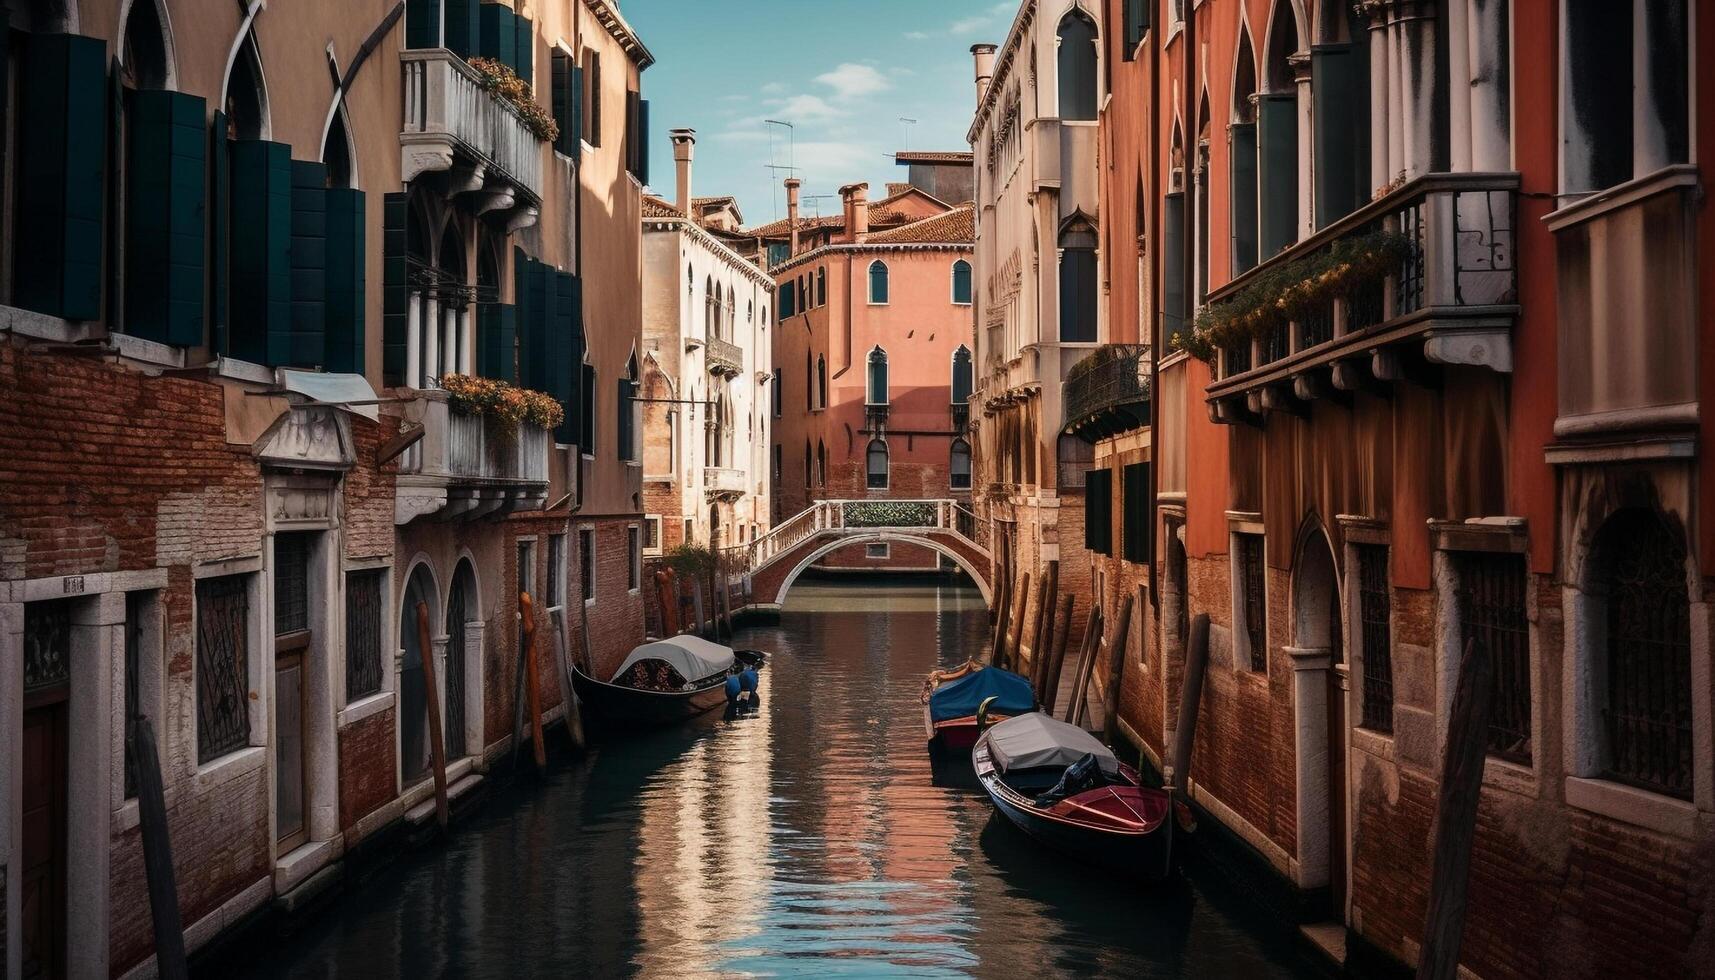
[803,193,837,218]
[764,119,796,221]
[897,116,918,149]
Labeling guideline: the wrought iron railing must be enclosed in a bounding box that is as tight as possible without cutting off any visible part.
[731,499,992,575]
[1063,344,1151,430]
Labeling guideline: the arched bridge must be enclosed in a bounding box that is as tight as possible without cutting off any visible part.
[735,500,993,609]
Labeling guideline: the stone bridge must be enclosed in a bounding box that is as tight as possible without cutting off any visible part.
[734,500,993,609]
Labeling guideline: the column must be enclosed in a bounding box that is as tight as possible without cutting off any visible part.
[1292,52,1315,239]
[1446,0,1472,171]
[1397,0,1439,178]
[406,291,423,389]
[1467,0,1510,171]
[423,292,441,388]
[1385,10,1404,180]
[456,308,471,375]
[1369,17,1392,187]
[441,303,457,380]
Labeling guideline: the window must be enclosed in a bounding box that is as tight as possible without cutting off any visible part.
[950,439,972,490]
[866,346,889,405]
[1259,0,1300,258]
[803,440,812,488]
[550,48,581,157]
[1454,551,1530,763]
[580,363,597,451]
[547,533,566,607]
[816,266,826,307]
[951,259,973,305]
[1122,462,1150,563]
[1056,11,1099,121]
[866,542,890,560]
[1230,28,1260,274]
[1561,1,1686,195]
[627,525,642,591]
[618,360,639,462]
[780,275,796,317]
[868,260,889,304]
[579,528,596,602]
[1084,468,1113,556]
[817,355,828,408]
[818,440,827,487]
[951,346,973,403]
[683,518,694,544]
[644,515,662,553]
[196,574,252,762]
[1236,533,1266,671]
[1356,544,1394,733]
[1059,217,1098,341]
[580,48,601,146]
[1121,0,1150,59]
[123,592,148,798]
[867,439,888,489]
[345,569,385,704]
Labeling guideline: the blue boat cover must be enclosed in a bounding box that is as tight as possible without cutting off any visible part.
[928,667,1035,723]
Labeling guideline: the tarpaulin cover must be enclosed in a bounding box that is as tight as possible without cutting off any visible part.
[929,667,1035,723]
[983,712,1120,777]
[611,635,734,684]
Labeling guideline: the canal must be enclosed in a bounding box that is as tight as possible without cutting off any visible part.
[229,576,1321,978]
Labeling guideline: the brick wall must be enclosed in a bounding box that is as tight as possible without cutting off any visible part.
[814,540,942,570]
[338,707,398,830]
[341,417,397,559]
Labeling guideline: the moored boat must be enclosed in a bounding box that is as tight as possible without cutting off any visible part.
[973,713,1172,880]
[922,662,1036,764]
[573,636,765,728]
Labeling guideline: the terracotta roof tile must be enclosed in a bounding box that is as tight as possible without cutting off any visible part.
[864,205,975,245]
[641,194,682,218]
[894,150,974,164]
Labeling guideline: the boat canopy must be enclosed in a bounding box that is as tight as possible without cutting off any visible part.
[928,667,1034,723]
[984,712,1120,777]
[610,636,735,684]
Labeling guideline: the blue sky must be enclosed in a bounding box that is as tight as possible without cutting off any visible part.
[622,0,1017,226]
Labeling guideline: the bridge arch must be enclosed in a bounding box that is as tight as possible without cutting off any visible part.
[762,531,992,608]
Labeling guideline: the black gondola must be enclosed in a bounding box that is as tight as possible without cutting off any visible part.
[572,635,765,728]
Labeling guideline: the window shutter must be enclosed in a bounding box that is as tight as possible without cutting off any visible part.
[289,161,328,368]
[580,363,596,450]
[1229,123,1258,275]
[555,269,580,444]
[551,51,573,155]
[1311,45,1360,229]
[15,32,106,321]
[477,301,516,383]
[382,192,409,385]
[518,254,547,390]
[1123,461,1151,563]
[209,111,230,354]
[1163,192,1186,336]
[228,139,292,366]
[616,376,632,460]
[513,14,533,86]
[1084,469,1111,555]
[405,0,443,49]
[480,3,517,71]
[125,88,207,347]
[637,98,650,184]
[1124,0,1149,56]
[569,64,584,158]
[1257,93,1298,258]
[324,187,366,374]
[443,0,481,58]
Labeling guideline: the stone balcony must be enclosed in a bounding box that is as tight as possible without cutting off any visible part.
[395,392,550,523]
[1064,344,1151,441]
[400,49,544,221]
[704,466,746,500]
[1204,172,1518,425]
[706,336,743,378]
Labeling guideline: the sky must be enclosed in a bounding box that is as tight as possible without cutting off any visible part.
[621,0,1018,226]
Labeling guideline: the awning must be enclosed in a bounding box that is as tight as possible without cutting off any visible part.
[280,369,380,422]
[984,712,1119,777]
[611,635,735,684]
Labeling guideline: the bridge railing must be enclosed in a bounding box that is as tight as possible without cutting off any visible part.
[735,499,993,576]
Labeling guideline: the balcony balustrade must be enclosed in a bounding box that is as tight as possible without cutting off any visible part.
[705,336,743,378]
[704,466,746,499]
[396,392,550,523]
[1204,172,1518,424]
[1064,344,1151,441]
[401,49,544,212]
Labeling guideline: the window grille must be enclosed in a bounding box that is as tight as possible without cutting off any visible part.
[866,439,889,489]
[1455,551,1531,763]
[1238,533,1266,671]
[345,569,384,703]
[124,593,147,798]
[23,598,72,694]
[273,532,313,636]
[548,533,565,607]
[1357,544,1394,733]
[196,574,252,762]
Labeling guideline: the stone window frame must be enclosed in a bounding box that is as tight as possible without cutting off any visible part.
[1430,518,1540,800]
[1227,511,1268,678]
[643,515,663,556]
[866,541,891,560]
[1337,516,1396,765]
[578,525,597,606]
[336,557,395,728]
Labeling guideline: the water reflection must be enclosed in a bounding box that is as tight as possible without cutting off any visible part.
[225,575,1315,979]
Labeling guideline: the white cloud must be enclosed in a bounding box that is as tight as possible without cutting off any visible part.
[772,94,845,123]
[759,81,787,95]
[904,30,930,41]
[814,63,891,101]
[948,1,1017,36]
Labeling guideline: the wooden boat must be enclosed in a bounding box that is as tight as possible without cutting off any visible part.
[922,662,1036,766]
[572,636,765,728]
[973,713,1173,880]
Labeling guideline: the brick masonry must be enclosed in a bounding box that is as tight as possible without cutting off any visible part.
[338,707,398,831]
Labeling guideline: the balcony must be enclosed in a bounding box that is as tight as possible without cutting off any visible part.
[706,336,743,378]
[951,402,970,431]
[395,392,550,523]
[400,49,544,215]
[1546,165,1700,463]
[704,466,746,500]
[1064,344,1151,442]
[1202,172,1518,424]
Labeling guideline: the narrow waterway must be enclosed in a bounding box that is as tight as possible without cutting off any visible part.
[232,577,1319,978]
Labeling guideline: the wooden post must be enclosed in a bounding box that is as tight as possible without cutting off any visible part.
[989,536,1011,665]
[691,579,707,636]
[1031,561,1060,696]
[1005,571,1030,670]
[519,592,547,770]
[550,607,586,751]
[1167,613,1211,797]
[1101,592,1136,745]
[1069,605,1104,725]
[1042,594,1076,714]
[127,714,187,980]
[1017,577,1044,679]
[1416,638,1493,980]
[416,600,449,831]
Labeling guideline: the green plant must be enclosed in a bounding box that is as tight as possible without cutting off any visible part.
[663,544,715,579]
[467,56,559,143]
[440,374,565,432]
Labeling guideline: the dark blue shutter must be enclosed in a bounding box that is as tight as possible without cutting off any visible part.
[289,161,328,368]
[579,363,595,450]
[382,193,409,385]
[1257,93,1297,258]
[953,260,972,303]
[405,0,443,49]
[637,98,650,184]
[324,188,365,374]
[1058,250,1097,342]
[552,51,579,156]
[513,14,533,85]
[615,376,631,460]
[15,32,106,321]
[480,3,517,70]
[1230,122,1258,274]
[477,302,516,382]
[125,89,206,347]
[1123,461,1151,563]
[1124,0,1148,56]
[228,140,291,365]
[519,255,549,393]
[1084,468,1112,556]
[209,112,229,354]
[1312,45,1361,229]
[443,0,481,58]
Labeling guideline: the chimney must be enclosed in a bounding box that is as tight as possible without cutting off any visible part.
[972,43,997,106]
[670,128,696,215]
[784,177,802,255]
[840,182,869,242]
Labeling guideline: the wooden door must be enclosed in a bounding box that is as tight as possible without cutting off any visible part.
[21,698,67,980]
[274,532,313,850]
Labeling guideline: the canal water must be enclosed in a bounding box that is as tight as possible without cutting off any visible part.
[232,577,1320,978]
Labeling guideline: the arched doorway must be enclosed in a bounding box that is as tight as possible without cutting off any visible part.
[1290,522,1346,919]
[446,560,478,760]
[399,563,438,785]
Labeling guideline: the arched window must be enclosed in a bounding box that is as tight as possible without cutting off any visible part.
[866,346,888,405]
[949,438,972,490]
[868,260,889,304]
[816,355,828,408]
[951,345,973,403]
[117,0,193,345]
[805,349,813,409]
[866,439,889,489]
[1562,3,1682,194]
[816,266,826,307]
[803,440,812,488]
[1058,215,1098,342]
[1587,509,1694,799]
[225,32,268,140]
[1258,0,1300,258]
[1230,24,1260,274]
[322,108,356,189]
[705,276,715,336]
[817,439,827,487]
[1056,10,1098,121]
[951,259,973,304]
[1195,91,1211,305]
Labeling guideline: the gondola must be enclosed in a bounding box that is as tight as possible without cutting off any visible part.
[922,662,1035,772]
[572,635,766,728]
[973,713,1173,880]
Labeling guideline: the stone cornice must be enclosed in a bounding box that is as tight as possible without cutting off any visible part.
[642,217,775,289]
[583,0,654,69]
[769,240,974,278]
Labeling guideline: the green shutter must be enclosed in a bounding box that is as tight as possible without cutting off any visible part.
[1124,0,1148,56]
[579,362,595,450]
[289,161,328,368]
[480,3,517,70]
[444,0,480,58]
[324,188,365,374]
[615,376,631,461]
[1123,461,1150,563]
[514,14,533,85]
[125,89,206,346]
[1163,192,1185,337]
[554,269,578,444]
[1230,122,1258,275]
[382,193,408,385]
[406,0,442,49]
[477,302,516,382]
[637,98,650,184]
[209,112,229,354]
[1257,93,1297,259]
[1312,45,1360,229]
[15,32,106,321]
[552,51,576,156]
[1085,469,1112,556]
[227,140,291,365]
[569,65,584,158]
[519,255,548,391]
